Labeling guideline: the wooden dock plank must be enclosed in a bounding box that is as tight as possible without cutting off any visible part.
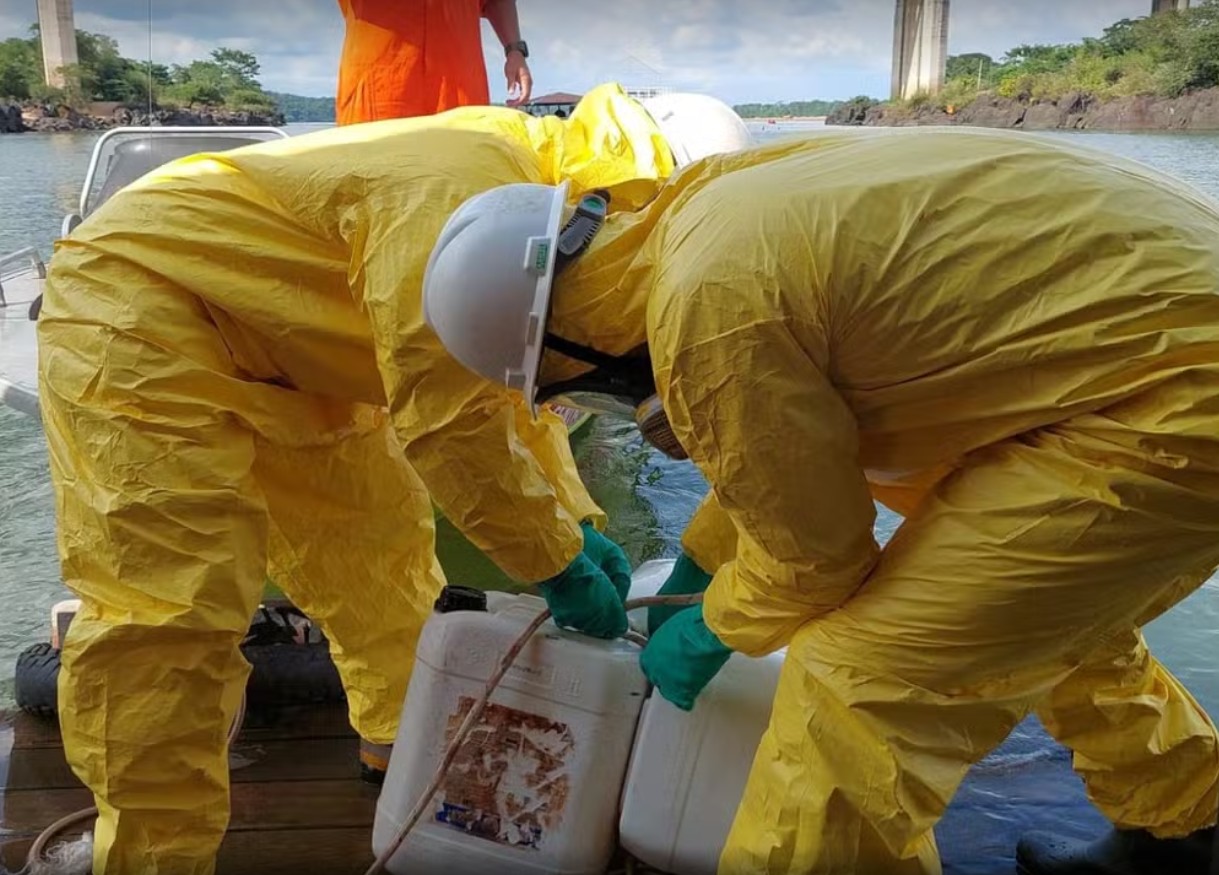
[1,778,376,837]
[219,827,377,874]
[5,704,356,752]
[226,779,378,832]
[4,736,361,791]
[1,827,377,875]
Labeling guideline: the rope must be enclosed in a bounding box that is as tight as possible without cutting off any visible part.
[362,593,703,875]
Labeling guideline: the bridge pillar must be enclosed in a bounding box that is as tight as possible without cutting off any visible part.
[36,0,78,89]
[1151,0,1189,12]
[891,0,949,101]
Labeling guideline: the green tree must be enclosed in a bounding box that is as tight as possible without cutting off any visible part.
[210,48,260,89]
[1178,0,1219,90]
[945,53,995,86]
[1,23,281,115]
[1095,19,1141,56]
[269,91,336,122]
[165,60,226,106]
[162,48,275,108]
[0,36,40,99]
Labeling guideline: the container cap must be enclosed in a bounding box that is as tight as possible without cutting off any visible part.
[434,585,488,614]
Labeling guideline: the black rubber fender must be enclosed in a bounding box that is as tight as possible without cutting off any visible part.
[13,641,59,718]
[13,638,347,717]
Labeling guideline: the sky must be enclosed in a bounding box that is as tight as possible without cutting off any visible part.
[0,0,1159,104]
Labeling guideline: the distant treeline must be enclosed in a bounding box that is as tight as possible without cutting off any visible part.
[732,100,843,118]
[269,92,336,123]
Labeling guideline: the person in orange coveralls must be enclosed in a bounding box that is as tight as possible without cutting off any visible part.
[336,0,533,126]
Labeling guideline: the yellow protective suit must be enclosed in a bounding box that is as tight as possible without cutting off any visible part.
[37,84,674,875]
[542,129,1219,873]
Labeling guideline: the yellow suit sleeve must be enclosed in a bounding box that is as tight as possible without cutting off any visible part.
[344,170,585,584]
[681,490,738,573]
[364,261,584,582]
[652,297,880,657]
[513,398,607,530]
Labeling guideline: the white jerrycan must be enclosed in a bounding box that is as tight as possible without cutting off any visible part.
[373,583,648,875]
[619,560,786,875]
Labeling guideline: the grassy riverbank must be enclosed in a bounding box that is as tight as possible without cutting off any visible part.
[832,1,1219,131]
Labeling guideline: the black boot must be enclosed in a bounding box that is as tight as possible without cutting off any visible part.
[1015,825,1215,875]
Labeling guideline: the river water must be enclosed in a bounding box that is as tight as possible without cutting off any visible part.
[0,120,1216,724]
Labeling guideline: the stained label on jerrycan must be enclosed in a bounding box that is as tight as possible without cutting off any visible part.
[434,697,575,849]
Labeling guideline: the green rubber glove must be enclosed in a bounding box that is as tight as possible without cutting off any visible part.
[539,552,629,640]
[639,605,732,711]
[647,552,713,635]
[580,521,633,603]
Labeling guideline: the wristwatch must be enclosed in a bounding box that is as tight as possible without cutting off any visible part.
[504,40,529,59]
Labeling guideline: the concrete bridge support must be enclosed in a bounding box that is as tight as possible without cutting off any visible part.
[891,0,950,101]
[1151,0,1189,12]
[37,0,78,89]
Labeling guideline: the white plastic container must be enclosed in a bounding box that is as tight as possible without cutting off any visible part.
[624,558,675,636]
[373,586,649,875]
[619,571,786,875]
[49,598,81,650]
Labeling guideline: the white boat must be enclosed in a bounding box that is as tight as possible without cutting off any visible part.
[0,244,44,417]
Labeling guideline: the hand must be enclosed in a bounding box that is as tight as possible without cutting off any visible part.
[539,552,628,639]
[647,552,713,635]
[580,522,632,603]
[640,605,732,711]
[504,52,532,107]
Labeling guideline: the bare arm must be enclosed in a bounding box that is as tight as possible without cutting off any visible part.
[482,0,533,105]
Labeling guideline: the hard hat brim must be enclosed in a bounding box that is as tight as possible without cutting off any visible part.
[520,179,570,416]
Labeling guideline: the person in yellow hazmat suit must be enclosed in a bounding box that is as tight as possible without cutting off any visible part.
[35,83,752,875]
[421,127,1219,875]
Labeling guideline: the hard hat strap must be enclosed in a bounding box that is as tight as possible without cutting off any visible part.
[536,338,655,407]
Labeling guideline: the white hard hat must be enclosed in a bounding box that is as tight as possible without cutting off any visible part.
[640,92,753,167]
[423,180,570,409]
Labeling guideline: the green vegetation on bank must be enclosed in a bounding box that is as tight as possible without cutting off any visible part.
[916,0,1219,111]
[269,92,335,123]
[733,99,841,118]
[0,24,276,111]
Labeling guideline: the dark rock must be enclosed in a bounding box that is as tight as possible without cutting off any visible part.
[826,98,880,126]
[118,106,286,128]
[0,102,24,133]
[954,96,1027,129]
[1,101,285,133]
[854,85,1219,132]
[851,103,951,128]
[1020,101,1066,130]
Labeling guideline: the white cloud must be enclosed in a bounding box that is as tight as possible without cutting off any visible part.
[0,0,1161,105]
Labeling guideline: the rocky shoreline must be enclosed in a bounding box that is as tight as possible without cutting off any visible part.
[827,86,1219,132]
[1,101,285,133]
